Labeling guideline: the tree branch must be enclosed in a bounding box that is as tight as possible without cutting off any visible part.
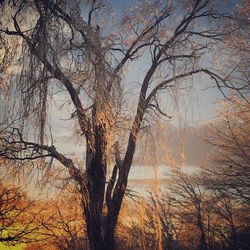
[0,128,84,184]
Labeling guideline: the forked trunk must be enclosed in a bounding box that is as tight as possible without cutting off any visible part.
[83,122,108,250]
[83,99,142,250]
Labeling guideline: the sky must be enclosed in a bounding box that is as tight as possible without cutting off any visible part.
[108,0,240,14]
[44,0,243,159]
[103,0,241,125]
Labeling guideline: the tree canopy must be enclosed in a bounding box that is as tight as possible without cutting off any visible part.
[0,0,249,249]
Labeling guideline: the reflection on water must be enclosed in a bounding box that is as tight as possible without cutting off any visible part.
[127,165,200,196]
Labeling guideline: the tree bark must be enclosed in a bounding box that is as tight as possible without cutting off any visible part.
[84,120,107,250]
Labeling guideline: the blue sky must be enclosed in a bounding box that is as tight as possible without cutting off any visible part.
[108,0,240,12]
[46,0,243,157]
[104,0,241,124]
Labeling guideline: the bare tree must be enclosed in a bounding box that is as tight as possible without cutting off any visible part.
[203,99,250,205]
[0,176,41,246]
[167,170,211,250]
[217,0,250,101]
[147,192,183,250]
[36,188,87,250]
[0,0,239,249]
[200,97,250,250]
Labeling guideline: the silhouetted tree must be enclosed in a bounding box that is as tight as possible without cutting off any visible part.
[0,1,242,249]
[0,179,41,245]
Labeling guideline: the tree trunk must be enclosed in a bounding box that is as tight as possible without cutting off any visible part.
[200,232,208,250]
[104,222,116,250]
[84,122,107,250]
[83,88,144,249]
[102,109,144,249]
[197,214,208,250]
[84,209,105,250]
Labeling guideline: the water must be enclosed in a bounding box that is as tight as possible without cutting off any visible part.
[127,165,200,197]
